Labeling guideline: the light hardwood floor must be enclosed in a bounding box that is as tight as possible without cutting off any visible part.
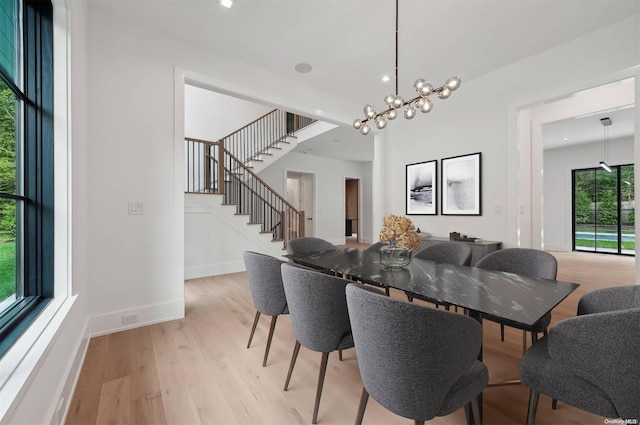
[66,249,635,425]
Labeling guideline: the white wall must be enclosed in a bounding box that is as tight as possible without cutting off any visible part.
[184,195,285,279]
[86,7,189,334]
[258,152,374,245]
[185,86,273,141]
[376,16,639,248]
[543,136,634,251]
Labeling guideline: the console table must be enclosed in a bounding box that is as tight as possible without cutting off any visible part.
[419,235,502,266]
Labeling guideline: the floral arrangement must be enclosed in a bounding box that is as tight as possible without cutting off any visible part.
[379,214,422,251]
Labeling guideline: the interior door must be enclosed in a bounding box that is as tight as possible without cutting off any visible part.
[287,172,314,237]
[300,174,314,237]
[345,179,359,242]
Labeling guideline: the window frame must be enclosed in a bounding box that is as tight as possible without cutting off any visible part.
[0,0,54,358]
[572,163,635,256]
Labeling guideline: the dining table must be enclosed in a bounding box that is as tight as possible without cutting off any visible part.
[286,248,579,330]
[285,247,580,423]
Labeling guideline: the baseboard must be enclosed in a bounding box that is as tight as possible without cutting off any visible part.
[185,261,245,280]
[55,323,90,425]
[87,298,184,338]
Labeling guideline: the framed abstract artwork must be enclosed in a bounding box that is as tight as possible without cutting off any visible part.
[441,152,481,215]
[406,160,437,215]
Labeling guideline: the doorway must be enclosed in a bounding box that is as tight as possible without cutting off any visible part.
[345,178,360,243]
[286,172,314,237]
[516,77,635,250]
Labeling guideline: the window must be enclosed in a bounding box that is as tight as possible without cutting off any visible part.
[0,0,53,358]
[572,164,635,255]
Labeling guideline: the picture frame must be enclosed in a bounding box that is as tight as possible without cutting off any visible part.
[441,152,481,216]
[406,160,437,215]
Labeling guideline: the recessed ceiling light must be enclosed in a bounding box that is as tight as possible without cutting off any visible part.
[294,63,313,73]
[562,137,569,141]
[219,0,233,8]
[381,75,391,82]
[316,109,323,114]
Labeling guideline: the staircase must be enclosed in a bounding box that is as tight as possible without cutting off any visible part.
[185,109,316,249]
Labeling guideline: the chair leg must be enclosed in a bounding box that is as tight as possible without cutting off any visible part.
[283,340,301,391]
[552,399,558,410]
[354,387,369,425]
[465,397,481,425]
[262,315,278,367]
[526,390,540,425]
[384,287,390,296]
[413,421,425,425]
[444,305,451,311]
[339,350,343,361]
[522,330,527,354]
[500,324,505,342]
[471,396,481,425]
[464,404,472,425]
[247,311,261,348]
[312,352,330,424]
[406,293,414,302]
[531,331,539,345]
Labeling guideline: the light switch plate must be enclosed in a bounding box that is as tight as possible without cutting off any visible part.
[128,202,144,215]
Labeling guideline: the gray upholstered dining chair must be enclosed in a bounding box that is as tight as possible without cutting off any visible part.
[576,285,640,315]
[346,282,488,425]
[286,237,337,255]
[280,263,354,424]
[406,242,473,308]
[475,248,558,352]
[519,306,640,424]
[413,242,473,266]
[243,251,288,367]
[546,285,640,410]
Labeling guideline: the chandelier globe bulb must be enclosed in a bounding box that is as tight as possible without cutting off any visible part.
[404,105,416,119]
[444,76,461,91]
[384,94,396,106]
[437,87,451,99]
[420,99,433,113]
[375,116,387,129]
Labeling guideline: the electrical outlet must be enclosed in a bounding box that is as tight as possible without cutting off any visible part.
[122,313,138,324]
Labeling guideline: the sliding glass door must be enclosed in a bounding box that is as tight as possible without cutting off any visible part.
[572,164,635,255]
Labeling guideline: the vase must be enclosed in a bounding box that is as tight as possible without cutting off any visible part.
[379,241,411,268]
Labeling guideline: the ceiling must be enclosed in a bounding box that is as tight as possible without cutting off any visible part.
[91,0,639,161]
[543,106,635,151]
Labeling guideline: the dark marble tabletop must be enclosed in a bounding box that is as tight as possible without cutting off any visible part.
[286,248,579,328]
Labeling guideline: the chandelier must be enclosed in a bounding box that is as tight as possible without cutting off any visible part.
[353,0,461,135]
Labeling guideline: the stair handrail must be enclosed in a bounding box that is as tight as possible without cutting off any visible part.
[215,109,317,165]
[215,109,279,144]
[185,137,305,246]
[223,147,299,213]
